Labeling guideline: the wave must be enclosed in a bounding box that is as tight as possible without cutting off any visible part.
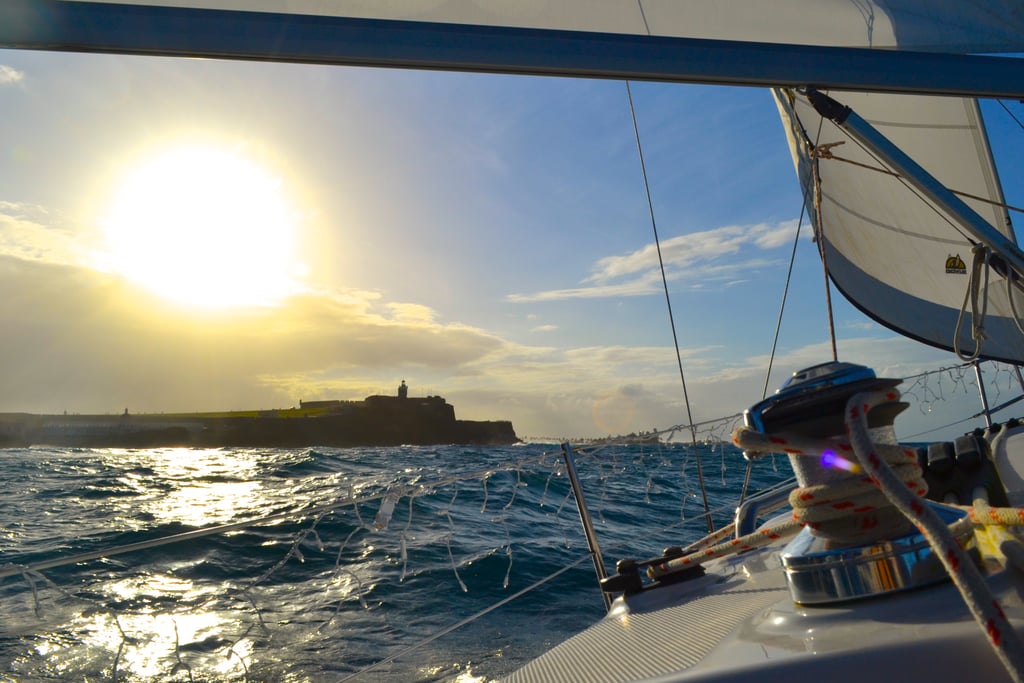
[0,442,788,682]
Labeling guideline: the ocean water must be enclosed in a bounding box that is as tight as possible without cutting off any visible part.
[0,442,791,682]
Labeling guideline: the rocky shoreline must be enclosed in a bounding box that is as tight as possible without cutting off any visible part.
[0,394,519,448]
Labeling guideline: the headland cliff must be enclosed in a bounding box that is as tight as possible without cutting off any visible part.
[0,390,519,448]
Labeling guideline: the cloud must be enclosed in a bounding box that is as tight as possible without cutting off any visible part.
[460,332,974,442]
[0,65,24,85]
[0,202,94,266]
[386,302,437,324]
[0,255,506,414]
[531,324,558,332]
[587,221,799,282]
[507,220,801,302]
[0,237,972,441]
[508,279,659,302]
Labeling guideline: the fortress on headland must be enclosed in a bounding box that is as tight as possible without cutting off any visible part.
[0,382,519,448]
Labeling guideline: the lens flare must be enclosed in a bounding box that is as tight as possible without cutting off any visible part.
[819,449,862,473]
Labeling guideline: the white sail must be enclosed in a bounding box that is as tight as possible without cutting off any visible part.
[775,89,1024,362]
[65,0,1024,53]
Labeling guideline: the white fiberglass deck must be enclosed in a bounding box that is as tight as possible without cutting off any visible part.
[506,535,1024,682]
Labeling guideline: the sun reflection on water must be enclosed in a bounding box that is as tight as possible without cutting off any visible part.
[24,569,253,682]
[5,449,301,680]
[114,448,270,527]
[3,445,552,681]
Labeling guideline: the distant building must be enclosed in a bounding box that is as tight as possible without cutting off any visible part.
[398,380,408,398]
[299,400,344,410]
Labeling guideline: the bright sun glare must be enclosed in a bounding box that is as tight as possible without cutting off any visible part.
[104,146,299,308]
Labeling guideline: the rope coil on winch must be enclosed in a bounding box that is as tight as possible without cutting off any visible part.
[844,389,1024,683]
[733,425,927,545]
[651,387,1024,683]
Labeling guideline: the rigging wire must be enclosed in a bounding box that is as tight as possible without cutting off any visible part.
[785,90,841,361]
[814,150,1024,216]
[809,122,840,362]
[998,99,1024,133]
[760,95,827,401]
[624,80,714,533]
[740,90,828,503]
[739,195,807,504]
[759,204,807,402]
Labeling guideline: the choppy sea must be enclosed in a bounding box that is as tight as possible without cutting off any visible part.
[0,442,791,682]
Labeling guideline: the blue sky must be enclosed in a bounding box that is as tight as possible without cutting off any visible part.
[0,49,1021,442]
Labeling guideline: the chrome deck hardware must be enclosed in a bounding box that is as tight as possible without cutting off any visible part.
[744,361,974,604]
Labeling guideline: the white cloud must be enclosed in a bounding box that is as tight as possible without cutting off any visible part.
[0,202,95,266]
[508,279,659,302]
[507,220,802,302]
[0,207,972,441]
[0,248,980,442]
[0,255,507,414]
[0,65,24,85]
[386,302,437,324]
[752,220,801,249]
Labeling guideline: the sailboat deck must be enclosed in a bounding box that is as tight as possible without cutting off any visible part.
[506,545,1024,682]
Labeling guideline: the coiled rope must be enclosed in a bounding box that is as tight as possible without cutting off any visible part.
[650,388,1024,683]
[844,389,1024,683]
[732,424,927,545]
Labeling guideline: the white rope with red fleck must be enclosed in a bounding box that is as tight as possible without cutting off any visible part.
[966,501,1024,528]
[680,522,736,554]
[846,389,1024,683]
[647,517,801,579]
[732,425,929,544]
[648,424,921,578]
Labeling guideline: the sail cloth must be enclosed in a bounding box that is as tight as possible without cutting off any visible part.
[63,1,1024,54]
[775,89,1024,363]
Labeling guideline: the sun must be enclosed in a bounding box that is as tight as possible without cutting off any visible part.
[103,145,300,308]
